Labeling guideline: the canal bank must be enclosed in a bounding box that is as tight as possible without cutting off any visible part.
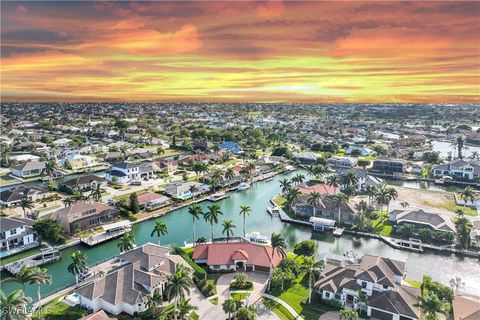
[2,169,480,299]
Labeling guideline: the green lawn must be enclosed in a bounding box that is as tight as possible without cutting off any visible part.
[371,212,393,236]
[206,273,223,294]
[38,204,61,212]
[442,202,478,216]
[272,195,286,207]
[0,244,47,266]
[33,298,86,319]
[209,297,219,305]
[114,188,148,201]
[360,155,376,161]
[270,273,338,320]
[231,292,247,300]
[404,279,422,288]
[263,298,296,320]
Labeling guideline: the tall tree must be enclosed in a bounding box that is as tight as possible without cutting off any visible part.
[19,198,33,218]
[326,174,341,193]
[0,289,31,320]
[188,204,203,246]
[67,250,88,285]
[268,233,287,290]
[459,186,476,208]
[204,204,223,241]
[307,192,321,217]
[29,267,52,305]
[279,178,291,195]
[222,219,236,242]
[301,255,324,303]
[117,232,135,252]
[165,265,193,320]
[239,205,251,237]
[151,220,168,245]
[90,183,102,202]
[332,193,348,224]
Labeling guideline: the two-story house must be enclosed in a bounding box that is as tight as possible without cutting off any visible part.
[49,202,118,234]
[339,169,383,192]
[0,217,38,254]
[373,158,406,174]
[0,186,50,207]
[105,162,154,184]
[432,159,480,181]
[315,255,420,320]
[328,156,358,170]
[76,243,192,316]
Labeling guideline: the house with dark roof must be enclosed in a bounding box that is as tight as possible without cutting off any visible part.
[373,158,406,174]
[389,209,455,234]
[314,255,418,319]
[292,151,319,165]
[432,159,480,181]
[0,186,49,207]
[62,175,107,192]
[105,162,153,184]
[0,217,38,254]
[76,243,192,316]
[192,241,283,272]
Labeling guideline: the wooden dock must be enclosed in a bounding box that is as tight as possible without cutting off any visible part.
[4,247,61,275]
[81,220,132,246]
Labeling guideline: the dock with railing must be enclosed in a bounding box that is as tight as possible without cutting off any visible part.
[80,220,132,247]
[4,247,61,275]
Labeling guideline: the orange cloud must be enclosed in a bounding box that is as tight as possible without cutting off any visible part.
[257,0,285,19]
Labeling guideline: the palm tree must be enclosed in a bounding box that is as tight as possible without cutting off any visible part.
[301,255,325,303]
[332,193,348,224]
[307,192,321,217]
[239,205,251,237]
[279,178,291,195]
[415,292,447,320]
[222,219,236,242]
[175,298,198,320]
[90,183,102,202]
[236,305,257,320]
[117,231,135,252]
[326,174,340,193]
[189,184,199,199]
[29,267,52,305]
[374,185,391,215]
[365,185,378,205]
[225,168,235,181]
[286,187,301,211]
[151,220,168,245]
[204,204,223,241]
[63,197,73,207]
[165,265,193,320]
[19,198,33,218]
[341,171,359,188]
[268,233,287,290]
[67,250,88,285]
[459,186,476,208]
[223,297,241,320]
[0,289,31,320]
[188,204,203,246]
[385,187,399,214]
[2,265,37,293]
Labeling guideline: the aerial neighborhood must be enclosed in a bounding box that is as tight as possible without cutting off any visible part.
[0,103,479,320]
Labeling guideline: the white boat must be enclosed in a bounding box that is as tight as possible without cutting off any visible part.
[237,182,251,190]
[245,232,270,245]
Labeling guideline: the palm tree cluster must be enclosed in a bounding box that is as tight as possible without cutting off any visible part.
[1,264,52,305]
[459,186,476,208]
[305,164,329,181]
[67,250,88,284]
[164,264,194,320]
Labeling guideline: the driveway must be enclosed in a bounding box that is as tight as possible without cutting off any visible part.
[190,271,273,320]
[319,311,340,320]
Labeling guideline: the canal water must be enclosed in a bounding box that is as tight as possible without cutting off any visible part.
[2,170,479,299]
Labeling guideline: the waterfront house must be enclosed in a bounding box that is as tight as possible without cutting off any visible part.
[105,162,154,184]
[163,181,210,199]
[292,151,319,165]
[372,158,406,174]
[293,194,357,224]
[220,141,242,154]
[328,156,358,169]
[346,146,374,157]
[62,175,107,192]
[135,192,170,210]
[432,159,480,181]
[0,186,50,207]
[62,154,98,171]
[298,182,338,196]
[76,243,192,316]
[315,255,419,319]
[0,217,38,253]
[192,241,283,272]
[49,202,118,234]
[339,169,383,192]
[10,161,46,178]
[389,209,455,235]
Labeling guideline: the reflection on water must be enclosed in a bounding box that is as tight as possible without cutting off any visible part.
[1,170,479,298]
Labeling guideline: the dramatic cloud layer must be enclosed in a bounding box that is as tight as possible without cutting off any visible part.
[1,1,479,102]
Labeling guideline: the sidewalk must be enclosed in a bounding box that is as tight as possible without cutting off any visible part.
[262,293,303,319]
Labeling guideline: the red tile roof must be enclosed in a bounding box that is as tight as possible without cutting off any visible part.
[193,242,283,268]
[298,183,337,195]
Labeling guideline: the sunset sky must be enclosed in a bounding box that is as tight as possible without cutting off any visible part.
[1,1,479,103]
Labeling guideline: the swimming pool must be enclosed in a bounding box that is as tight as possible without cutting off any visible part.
[179,193,193,199]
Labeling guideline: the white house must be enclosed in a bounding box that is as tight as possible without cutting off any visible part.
[76,243,191,316]
[339,169,383,192]
[0,217,38,254]
[346,146,375,157]
[10,161,46,178]
[105,162,153,184]
[328,156,357,169]
[433,159,480,181]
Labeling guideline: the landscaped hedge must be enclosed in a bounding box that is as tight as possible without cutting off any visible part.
[229,280,254,291]
[172,245,206,279]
